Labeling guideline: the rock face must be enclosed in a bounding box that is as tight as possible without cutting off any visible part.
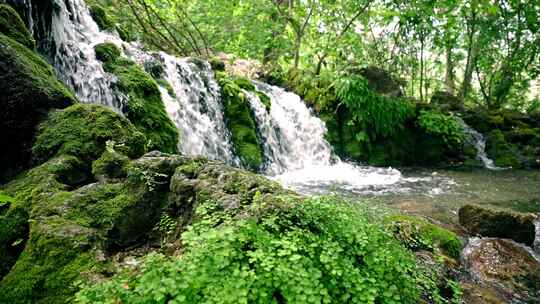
[459,205,537,246]
[0,6,75,180]
[461,238,540,303]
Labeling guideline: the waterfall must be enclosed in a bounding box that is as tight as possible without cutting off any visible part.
[456,117,500,170]
[246,82,333,174]
[49,0,125,109]
[158,54,238,164]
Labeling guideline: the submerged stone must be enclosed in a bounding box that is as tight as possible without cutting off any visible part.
[461,238,540,303]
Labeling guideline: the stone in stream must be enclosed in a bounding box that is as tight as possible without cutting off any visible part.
[459,204,536,246]
[461,238,540,303]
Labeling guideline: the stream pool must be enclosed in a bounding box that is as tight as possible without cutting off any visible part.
[273,165,540,230]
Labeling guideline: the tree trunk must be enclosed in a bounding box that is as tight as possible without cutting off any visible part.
[444,43,455,94]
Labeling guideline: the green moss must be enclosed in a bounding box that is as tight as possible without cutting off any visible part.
[94,44,179,154]
[233,77,256,91]
[116,25,136,42]
[0,218,99,304]
[0,4,35,49]
[32,104,147,164]
[216,72,263,170]
[89,4,115,31]
[385,214,462,260]
[256,91,271,112]
[486,130,521,168]
[94,42,121,65]
[0,206,28,280]
[92,148,129,179]
[0,33,75,180]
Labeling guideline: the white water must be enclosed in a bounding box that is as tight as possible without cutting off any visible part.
[245,83,426,195]
[50,0,125,109]
[158,54,238,163]
[456,117,500,170]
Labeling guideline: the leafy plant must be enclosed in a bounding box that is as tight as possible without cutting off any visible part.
[336,75,415,146]
[75,196,447,304]
[417,110,466,147]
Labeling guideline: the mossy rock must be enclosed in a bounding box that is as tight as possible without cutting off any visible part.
[459,204,536,246]
[92,148,129,179]
[32,104,147,165]
[94,43,179,154]
[88,4,115,31]
[94,42,121,65]
[0,152,185,303]
[0,4,35,49]
[0,206,28,280]
[385,214,463,259]
[216,72,263,171]
[486,130,521,168]
[0,32,75,181]
[430,91,464,112]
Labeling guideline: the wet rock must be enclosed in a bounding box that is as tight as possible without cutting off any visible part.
[461,238,540,303]
[354,66,403,98]
[459,205,536,246]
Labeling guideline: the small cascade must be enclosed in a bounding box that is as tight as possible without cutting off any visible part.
[49,0,124,109]
[456,117,500,170]
[158,53,238,163]
[250,82,334,174]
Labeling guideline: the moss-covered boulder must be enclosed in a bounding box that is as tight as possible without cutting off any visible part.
[0,4,35,49]
[459,205,536,246]
[91,147,130,180]
[216,72,264,170]
[94,43,179,154]
[0,151,185,303]
[0,205,28,280]
[89,4,115,31]
[486,130,521,168]
[385,214,463,259]
[0,29,75,180]
[32,104,147,165]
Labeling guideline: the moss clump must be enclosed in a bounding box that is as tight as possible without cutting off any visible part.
[0,32,75,181]
[0,4,35,49]
[94,43,179,154]
[486,129,521,168]
[32,104,147,165]
[94,42,121,65]
[0,206,28,280]
[216,72,264,170]
[256,91,271,111]
[89,4,115,31]
[92,147,129,179]
[385,214,462,260]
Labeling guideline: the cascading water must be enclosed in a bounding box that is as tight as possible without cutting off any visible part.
[535,219,540,255]
[13,0,454,197]
[244,83,423,195]
[456,117,500,170]
[49,0,125,109]
[158,53,238,163]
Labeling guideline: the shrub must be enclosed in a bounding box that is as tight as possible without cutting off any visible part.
[75,197,443,304]
[417,110,465,148]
